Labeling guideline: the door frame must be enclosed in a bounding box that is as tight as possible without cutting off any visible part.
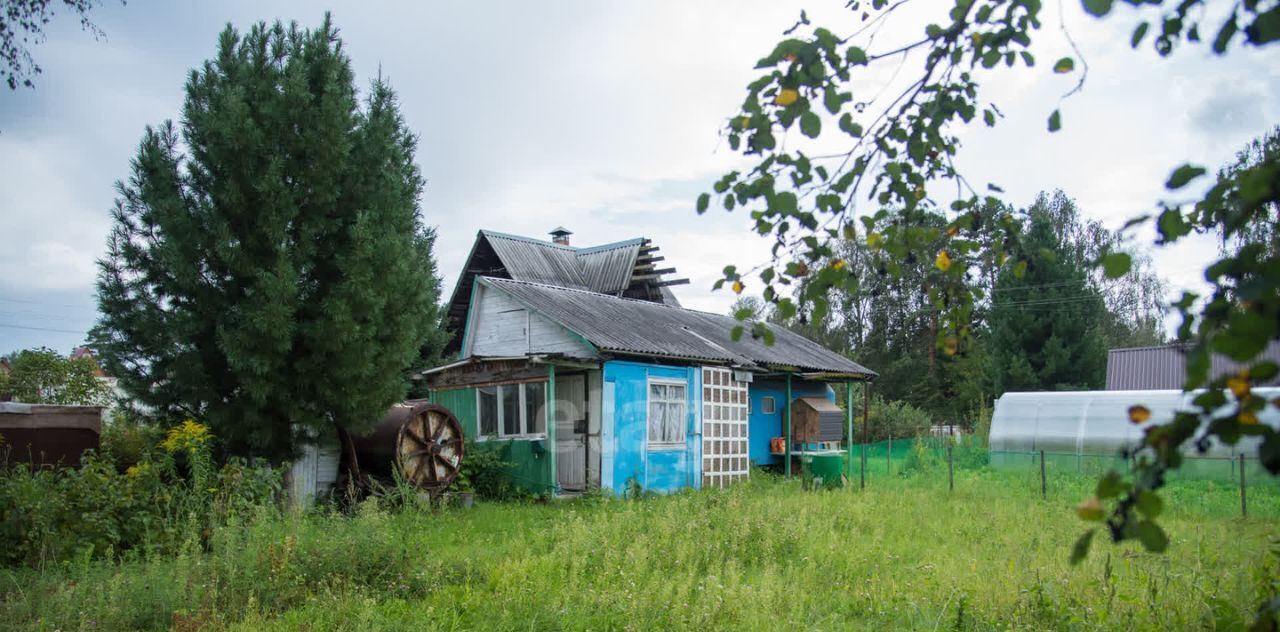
[554,373,589,491]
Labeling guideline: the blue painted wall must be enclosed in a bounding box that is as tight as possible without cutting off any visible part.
[603,360,700,494]
[748,379,836,465]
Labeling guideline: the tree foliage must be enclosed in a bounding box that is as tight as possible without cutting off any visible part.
[0,0,118,90]
[704,0,1280,618]
[90,15,446,462]
[0,347,112,405]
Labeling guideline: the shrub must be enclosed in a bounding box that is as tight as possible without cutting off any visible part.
[458,439,522,500]
[0,421,282,567]
[865,396,933,442]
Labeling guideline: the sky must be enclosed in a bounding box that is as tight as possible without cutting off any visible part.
[0,0,1276,355]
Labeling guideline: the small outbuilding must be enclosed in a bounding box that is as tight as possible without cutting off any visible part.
[0,402,105,468]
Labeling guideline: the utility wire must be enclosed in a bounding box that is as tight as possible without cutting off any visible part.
[0,322,87,335]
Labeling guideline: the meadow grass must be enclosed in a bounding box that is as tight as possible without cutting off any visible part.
[2,467,1277,631]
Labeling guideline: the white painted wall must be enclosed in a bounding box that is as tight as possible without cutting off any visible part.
[466,284,596,359]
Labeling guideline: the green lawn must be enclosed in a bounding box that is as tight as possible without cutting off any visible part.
[3,468,1277,630]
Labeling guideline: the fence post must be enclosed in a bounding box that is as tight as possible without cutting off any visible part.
[1039,450,1047,499]
[1240,453,1248,518]
[948,445,954,492]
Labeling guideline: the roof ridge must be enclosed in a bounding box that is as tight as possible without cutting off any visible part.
[480,229,577,251]
[575,238,644,255]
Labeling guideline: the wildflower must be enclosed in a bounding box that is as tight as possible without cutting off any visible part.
[160,420,212,454]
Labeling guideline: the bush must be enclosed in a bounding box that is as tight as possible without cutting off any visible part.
[0,420,282,566]
[457,439,522,500]
[865,397,933,442]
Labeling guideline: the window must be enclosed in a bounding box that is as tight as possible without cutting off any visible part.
[761,396,776,415]
[648,379,687,447]
[476,382,546,439]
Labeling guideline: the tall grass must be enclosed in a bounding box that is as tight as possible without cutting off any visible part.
[3,468,1277,630]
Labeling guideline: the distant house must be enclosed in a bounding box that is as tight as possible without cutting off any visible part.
[424,229,875,495]
[1105,341,1280,390]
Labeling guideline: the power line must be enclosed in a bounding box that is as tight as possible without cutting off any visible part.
[0,322,88,335]
[0,296,97,310]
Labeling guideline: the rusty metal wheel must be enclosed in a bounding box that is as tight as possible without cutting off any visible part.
[394,402,464,493]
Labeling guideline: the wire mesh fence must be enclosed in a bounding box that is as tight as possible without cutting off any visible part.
[822,438,1277,516]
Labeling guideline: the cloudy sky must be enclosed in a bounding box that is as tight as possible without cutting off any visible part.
[1,0,1275,354]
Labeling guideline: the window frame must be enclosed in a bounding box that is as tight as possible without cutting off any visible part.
[475,381,547,441]
[761,396,776,415]
[646,377,689,450]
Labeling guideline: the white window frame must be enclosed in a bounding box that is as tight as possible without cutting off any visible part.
[761,396,776,415]
[647,377,688,450]
[475,382,547,441]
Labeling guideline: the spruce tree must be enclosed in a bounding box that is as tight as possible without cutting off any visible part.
[988,193,1106,394]
[91,15,446,461]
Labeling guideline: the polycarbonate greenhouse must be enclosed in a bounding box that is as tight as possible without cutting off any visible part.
[988,388,1280,481]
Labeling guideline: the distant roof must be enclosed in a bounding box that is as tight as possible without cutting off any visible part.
[1105,341,1280,390]
[481,277,876,376]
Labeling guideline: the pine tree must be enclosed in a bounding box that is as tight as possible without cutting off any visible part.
[90,15,446,461]
[989,193,1106,394]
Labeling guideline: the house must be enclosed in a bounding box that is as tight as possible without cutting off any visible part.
[1106,341,1280,390]
[424,229,876,495]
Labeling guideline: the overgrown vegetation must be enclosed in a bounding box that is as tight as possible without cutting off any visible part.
[1,469,1275,630]
[0,420,280,566]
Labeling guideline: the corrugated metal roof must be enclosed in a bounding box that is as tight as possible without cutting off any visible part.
[479,231,643,295]
[1105,341,1280,390]
[481,277,876,376]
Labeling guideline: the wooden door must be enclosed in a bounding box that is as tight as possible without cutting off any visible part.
[555,374,588,491]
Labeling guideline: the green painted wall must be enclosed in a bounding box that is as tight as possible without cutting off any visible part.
[431,385,555,495]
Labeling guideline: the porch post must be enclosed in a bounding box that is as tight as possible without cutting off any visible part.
[785,373,793,479]
[548,364,557,495]
[861,380,870,490]
[846,381,854,483]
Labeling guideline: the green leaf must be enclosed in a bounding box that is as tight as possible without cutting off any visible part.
[1245,7,1280,45]
[1048,110,1061,132]
[799,111,821,139]
[846,46,868,65]
[730,325,745,342]
[1101,252,1132,278]
[696,193,710,214]
[1096,470,1125,499]
[1070,530,1095,565]
[1133,520,1169,553]
[1260,431,1280,475]
[983,110,996,127]
[1131,21,1150,48]
[1135,490,1163,519]
[1083,0,1113,17]
[1165,164,1206,189]
[1213,17,1238,53]
[1053,57,1075,73]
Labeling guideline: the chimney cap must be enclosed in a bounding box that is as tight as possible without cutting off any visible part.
[549,226,572,237]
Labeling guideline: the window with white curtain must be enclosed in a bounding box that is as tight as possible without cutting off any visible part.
[647,379,687,448]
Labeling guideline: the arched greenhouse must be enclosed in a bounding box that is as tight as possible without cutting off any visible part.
[988,388,1280,481]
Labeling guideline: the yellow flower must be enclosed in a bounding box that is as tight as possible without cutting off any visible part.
[774,88,799,106]
[160,419,213,454]
[732,280,745,295]
[830,259,848,271]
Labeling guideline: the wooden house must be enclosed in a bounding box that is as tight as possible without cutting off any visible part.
[424,229,876,495]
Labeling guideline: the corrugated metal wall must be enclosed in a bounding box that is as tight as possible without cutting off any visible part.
[1106,341,1280,390]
